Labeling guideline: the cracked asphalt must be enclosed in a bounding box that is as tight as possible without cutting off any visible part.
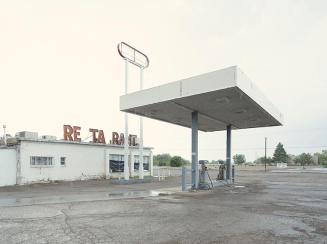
[0,169,326,243]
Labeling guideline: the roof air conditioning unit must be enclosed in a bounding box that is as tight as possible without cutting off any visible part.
[15,131,38,140]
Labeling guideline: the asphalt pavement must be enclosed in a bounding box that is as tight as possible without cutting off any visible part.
[0,169,326,243]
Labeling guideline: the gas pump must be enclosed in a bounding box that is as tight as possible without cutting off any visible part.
[198,160,213,189]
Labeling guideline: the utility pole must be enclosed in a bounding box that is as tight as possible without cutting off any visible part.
[264,137,267,172]
[3,125,7,146]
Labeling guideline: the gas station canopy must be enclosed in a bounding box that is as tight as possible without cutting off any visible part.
[120,66,283,131]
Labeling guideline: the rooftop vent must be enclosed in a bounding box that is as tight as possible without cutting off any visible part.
[41,135,57,141]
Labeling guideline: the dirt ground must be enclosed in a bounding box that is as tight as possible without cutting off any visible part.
[0,169,326,244]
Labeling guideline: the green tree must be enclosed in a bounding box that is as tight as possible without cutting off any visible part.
[182,158,191,165]
[254,156,273,165]
[218,159,225,165]
[314,150,327,166]
[286,154,296,165]
[294,153,314,168]
[233,154,246,165]
[170,156,183,167]
[153,154,171,166]
[273,143,288,163]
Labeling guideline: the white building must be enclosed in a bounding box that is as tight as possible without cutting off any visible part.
[0,132,153,187]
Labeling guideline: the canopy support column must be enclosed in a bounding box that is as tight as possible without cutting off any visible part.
[192,111,199,189]
[226,124,232,183]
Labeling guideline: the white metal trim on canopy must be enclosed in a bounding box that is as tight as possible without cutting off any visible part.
[120,66,283,132]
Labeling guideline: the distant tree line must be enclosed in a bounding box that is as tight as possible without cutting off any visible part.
[153,154,190,167]
[254,142,327,168]
[154,143,327,168]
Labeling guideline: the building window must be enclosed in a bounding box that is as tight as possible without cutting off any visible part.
[134,155,149,171]
[60,157,66,166]
[30,156,53,167]
[109,154,125,172]
[143,156,150,170]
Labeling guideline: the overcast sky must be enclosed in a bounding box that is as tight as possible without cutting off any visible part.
[1,0,327,161]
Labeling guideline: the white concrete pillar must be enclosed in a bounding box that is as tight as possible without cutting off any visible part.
[150,151,153,176]
[105,150,110,179]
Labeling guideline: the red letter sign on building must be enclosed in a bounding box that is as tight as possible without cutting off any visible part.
[63,125,81,142]
[63,125,74,141]
[64,125,136,145]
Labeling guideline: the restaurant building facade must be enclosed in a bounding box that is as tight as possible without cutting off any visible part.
[0,129,153,187]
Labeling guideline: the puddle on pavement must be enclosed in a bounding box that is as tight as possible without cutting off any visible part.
[108,190,166,198]
[273,202,297,207]
[0,190,171,207]
[108,192,124,197]
[0,198,18,206]
[296,197,323,202]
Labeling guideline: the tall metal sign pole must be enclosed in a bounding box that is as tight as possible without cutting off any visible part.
[117,42,149,180]
[139,68,144,179]
[124,59,129,180]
